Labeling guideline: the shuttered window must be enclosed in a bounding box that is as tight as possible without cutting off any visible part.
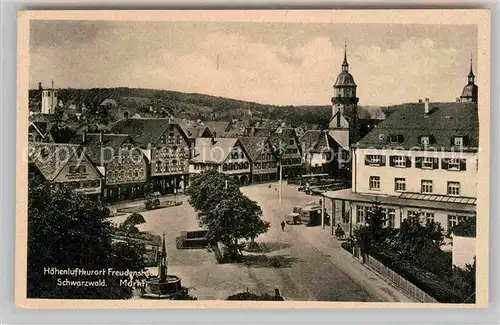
[415,157,439,169]
[441,158,466,171]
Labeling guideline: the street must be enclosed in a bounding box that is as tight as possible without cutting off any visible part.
[108,182,412,302]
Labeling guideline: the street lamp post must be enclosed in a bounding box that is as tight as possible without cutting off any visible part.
[279,160,283,203]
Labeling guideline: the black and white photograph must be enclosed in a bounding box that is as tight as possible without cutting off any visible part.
[16,9,490,308]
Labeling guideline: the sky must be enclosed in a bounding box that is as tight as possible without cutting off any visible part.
[30,20,477,107]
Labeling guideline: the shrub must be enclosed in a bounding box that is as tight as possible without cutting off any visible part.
[374,252,466,303]
[341,241,353,253]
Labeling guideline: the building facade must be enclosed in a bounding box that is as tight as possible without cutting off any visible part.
[239,136,278,183]
[299,130,343,176]
[189,137,252,184]
[83,133,149,202]
[109,117,191,194]
[28,143,103,199]
[268,128,303,179]
[150,123,191,193]
[318,101,478,245]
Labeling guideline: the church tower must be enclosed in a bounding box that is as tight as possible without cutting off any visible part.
[41,80,58,115]
[459,55,478,103]
[328,43,359,150]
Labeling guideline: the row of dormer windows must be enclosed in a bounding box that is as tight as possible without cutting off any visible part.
[384,134,468,146]
[365,155,467,171]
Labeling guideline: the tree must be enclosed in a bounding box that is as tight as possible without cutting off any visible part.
[120,213,146,234]
[186,171,270,256]
[352,203,392,257]
[186,170,240,213]
[207,193,269,247]
[394,214,445,263]
[450,257,476,303]
[28,180,146,299]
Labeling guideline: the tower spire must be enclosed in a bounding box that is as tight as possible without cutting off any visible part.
[468,53,475,84]
[342,39,349,72]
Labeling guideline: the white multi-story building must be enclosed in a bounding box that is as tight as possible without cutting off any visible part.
[319,99,478,237]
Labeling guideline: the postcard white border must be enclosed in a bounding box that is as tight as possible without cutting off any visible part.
[15,9,491,309]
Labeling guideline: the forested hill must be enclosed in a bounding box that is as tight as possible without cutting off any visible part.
[29,87,385,127]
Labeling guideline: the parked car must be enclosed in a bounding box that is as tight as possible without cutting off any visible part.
[284,212,301,225]
[290,202,330,227]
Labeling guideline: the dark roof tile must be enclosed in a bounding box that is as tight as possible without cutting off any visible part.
[356,102,478,151]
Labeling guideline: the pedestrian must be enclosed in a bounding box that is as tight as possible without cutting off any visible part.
[281,220,286,231]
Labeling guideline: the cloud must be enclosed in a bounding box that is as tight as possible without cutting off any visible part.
[30,28,470,106]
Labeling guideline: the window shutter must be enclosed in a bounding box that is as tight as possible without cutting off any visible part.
[463,135,469,146]
[406,156,412,168]
[415,157,422,168]
[460,159,467,171]
[389,156,395,167]
[364,155,370,166]
[450,137,455,146]
[433,158,439,169]
[398,135,404,143]
[417,136,421,145]
[381,155,386,166]
[441,158,449,170]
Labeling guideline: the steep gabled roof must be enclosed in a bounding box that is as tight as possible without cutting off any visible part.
[184,125,213,138]
[29,121,51,140]
[268,128,301,153]
[299,130,322,152]
[84,133,142,166]
[356,102,479,151]
[299,130,341,153]
[108,118,187,147]
[203,121,231,137]
[251,127,274,137]
[85,133,132,148]
[191,138,248,164]
[238,136,272,161]
[28,143,85,181]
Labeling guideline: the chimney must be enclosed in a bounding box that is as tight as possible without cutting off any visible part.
[38,82,43,91]
[424,98,430,114]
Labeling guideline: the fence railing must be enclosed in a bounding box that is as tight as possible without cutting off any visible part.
[363,253,438,303]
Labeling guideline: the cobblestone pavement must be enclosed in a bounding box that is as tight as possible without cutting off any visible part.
[109,183,412,302]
